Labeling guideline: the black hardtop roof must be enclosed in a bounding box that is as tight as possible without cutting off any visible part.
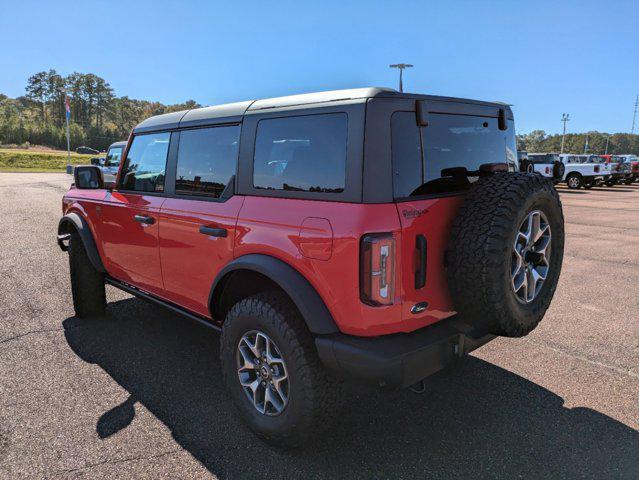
[133,87,513,133]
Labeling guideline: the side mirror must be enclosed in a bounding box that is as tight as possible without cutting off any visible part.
[90,157,101,166]
[74,165,104,189]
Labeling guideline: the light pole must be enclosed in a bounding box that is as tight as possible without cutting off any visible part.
[632,95,638,134]
[560,113,570,154]
[389,63,413,93]
[605,135,611,154]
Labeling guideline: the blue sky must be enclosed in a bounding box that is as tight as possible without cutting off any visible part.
[1,0,638,134]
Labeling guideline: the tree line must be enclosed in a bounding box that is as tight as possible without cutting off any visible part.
[517,130,639,156]
[2,70,639,155]
[0,70,199,151]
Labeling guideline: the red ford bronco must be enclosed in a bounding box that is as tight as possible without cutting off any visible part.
[58,88,564,447]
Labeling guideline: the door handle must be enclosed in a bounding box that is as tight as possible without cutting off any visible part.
[415,234,427,289]
[134,214,155,225]
[199,225,228,238]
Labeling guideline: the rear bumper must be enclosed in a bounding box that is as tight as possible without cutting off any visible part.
[315,316,494,389]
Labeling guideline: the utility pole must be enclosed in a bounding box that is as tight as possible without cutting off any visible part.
[605,135,610,154]
[560,113,570,154]
[632,95,638,134]
[389,63,413,93]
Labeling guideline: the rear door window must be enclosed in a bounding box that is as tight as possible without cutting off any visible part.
[119,132,170,192]
[391,112,517,197]
[175,126,240,198]
[253,113,347,193]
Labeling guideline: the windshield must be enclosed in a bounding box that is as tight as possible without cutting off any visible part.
[105,146,123,167]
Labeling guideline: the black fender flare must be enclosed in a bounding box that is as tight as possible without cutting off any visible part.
[209,254,339,335]
[58,213,106,273]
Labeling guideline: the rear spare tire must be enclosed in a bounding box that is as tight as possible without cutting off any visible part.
[447,173,564,337]
[552,161,565,181]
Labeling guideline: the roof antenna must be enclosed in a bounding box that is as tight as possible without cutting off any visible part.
[389,63,413,93]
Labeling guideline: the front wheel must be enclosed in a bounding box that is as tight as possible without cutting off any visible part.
[605,179,616,187]
[220,292,339,448]
[68,232,106,318]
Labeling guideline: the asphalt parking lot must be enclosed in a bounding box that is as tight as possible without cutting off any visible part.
[0,172,637,479]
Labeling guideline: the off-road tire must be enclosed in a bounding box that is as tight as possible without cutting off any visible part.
[68,232,106,318]
[447,173,564,337]
[583,180,594,189]
[605,178,616,187]
[220,292,339,448]
[566,173,582,189]
[624,178,633,185]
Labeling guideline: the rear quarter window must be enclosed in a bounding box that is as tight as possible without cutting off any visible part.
[252,113,347,193]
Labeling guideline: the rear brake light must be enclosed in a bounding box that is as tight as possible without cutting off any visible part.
[594,165,600,173]
[360,233,395,306]
[545,166,550,174]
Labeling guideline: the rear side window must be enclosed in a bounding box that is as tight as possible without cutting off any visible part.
[105,147,123,167]
[391,113,517,197]
[529,154,559,164]
[175,126,239,198]
[120,132,170,192]
[253,113,347,193]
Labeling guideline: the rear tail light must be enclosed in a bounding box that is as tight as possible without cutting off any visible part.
[360,233,395,306]
[594,165,600,173]
[545,166,550,174]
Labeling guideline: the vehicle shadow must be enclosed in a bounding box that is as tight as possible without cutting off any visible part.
[593,187,635,192]
[557,189,587,194]
[63,299,639,479]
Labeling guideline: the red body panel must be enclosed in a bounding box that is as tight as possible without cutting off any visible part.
[395,197,463,328]
[234,196,403,336]
[99,192,166,296]
[63,189,462,337]
[158,196,245,317]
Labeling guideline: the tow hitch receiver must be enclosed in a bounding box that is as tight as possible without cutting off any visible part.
[410,334,468,394]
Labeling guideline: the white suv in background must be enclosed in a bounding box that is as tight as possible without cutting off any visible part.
[520,153,565,183]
